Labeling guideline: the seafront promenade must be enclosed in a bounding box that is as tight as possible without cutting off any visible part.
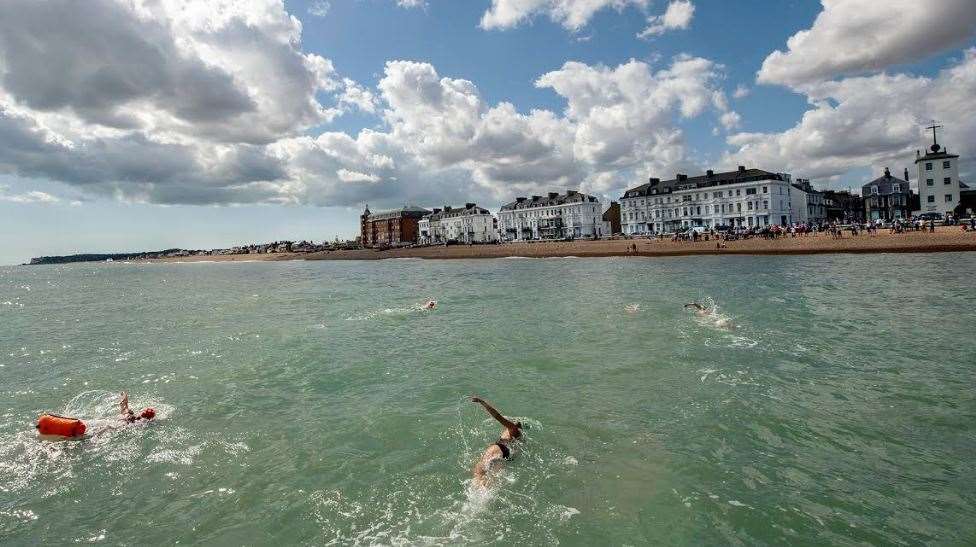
[143,227,976,263]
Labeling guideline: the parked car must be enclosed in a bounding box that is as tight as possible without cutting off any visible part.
[914,212,942,222]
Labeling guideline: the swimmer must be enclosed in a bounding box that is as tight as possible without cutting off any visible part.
[470,397,523,488]
[684,302,710,316]
[119,391,156,423]
[624,303,640,314]
[422,299,437,310]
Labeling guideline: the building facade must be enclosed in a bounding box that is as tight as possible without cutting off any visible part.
[603,201,621,235]
[822,190,864,223]
[360,205,430,248]
[915,136,961,217]
[497,191,608,241]
[419,203,498,244]
[791,179,827,225]
[862,168,912,221]
[619,166,794,234]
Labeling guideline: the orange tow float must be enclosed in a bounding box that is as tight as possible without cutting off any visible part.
[36,414,87,438]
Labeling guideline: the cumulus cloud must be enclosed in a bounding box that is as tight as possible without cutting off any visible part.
[727,49,976,183]
[638,0,694,38]
[0,0,735,208]
[480,0,649,31]
[732,84,750,99]
[757,0,976,88]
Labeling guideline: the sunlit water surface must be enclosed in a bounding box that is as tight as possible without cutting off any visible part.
[1,255,974,545]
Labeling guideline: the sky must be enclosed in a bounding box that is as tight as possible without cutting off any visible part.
[2,0,976,264]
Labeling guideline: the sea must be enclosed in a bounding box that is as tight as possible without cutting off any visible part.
[1,254,974,545]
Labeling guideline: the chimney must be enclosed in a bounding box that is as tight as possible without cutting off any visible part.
[738,165,746,173]
[649,177,660,184]
[706,169,714,177]
[432,208,441,214]
[548,192,559,199]
[567,190,578,196]
[465,202,475,209]
[531,195,541,201]
[676,173,687,181]
[444,206,452,212]
[904,168,909,181]
[883,167,890,178]
[516,197,527,203]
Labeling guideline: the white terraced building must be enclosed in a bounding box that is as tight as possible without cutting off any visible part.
[418,203,498,244]
[619,166,796,234]
[497,191,608,241]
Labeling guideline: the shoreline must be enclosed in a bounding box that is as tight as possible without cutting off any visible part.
[140,228,976,263]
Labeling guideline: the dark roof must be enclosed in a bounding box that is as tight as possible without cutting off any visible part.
[367,205,430,221]
[424,204,492,221]
[499,191,599,211]
[862,170,910,195]
[621,168,785,199]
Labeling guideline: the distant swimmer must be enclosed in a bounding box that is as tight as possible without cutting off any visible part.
[119,391,156,424]
[684,302,710,316]
[470,397,523,488]
[422,299,437,310]
[35,392,154,438]
[625,303,640,314]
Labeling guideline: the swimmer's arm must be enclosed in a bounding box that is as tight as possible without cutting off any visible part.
[119,391,130,415]
[471,397,517,431]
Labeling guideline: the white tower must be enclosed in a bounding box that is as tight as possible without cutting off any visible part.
[915,124,960,217]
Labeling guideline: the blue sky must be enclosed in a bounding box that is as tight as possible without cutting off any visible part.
[1,0,975,264]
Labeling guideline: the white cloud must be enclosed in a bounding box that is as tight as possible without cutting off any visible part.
[0,186,61,204]
[727,49,976,183]
[732,84,749,99]
[0,0,736,208]
[758,0,976,88]
[308,0,330,17]
[480,0,649,31]
[638,0,694,38]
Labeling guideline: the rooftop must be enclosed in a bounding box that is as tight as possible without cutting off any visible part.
[621,167,786,198]
[499,190,599,211]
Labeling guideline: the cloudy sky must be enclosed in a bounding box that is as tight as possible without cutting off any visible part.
[2,0,975,264]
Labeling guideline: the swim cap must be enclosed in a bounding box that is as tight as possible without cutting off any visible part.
[141,408,156,420]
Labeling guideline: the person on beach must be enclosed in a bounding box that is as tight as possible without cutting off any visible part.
[470,397,523,488]
[684,302,710,316]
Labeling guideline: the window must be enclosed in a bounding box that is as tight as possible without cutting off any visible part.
[736,203,742,212]
[927,178,934,186]
[720,204,725,213]
[728,191,733,197]
[945,194,953,203]
[704,205,709,214]
[747,202,753,210]
[892,184,899,192]
[746,188,757,195]
[944,177,951,185]
[735,189,741,196]
[943,161,951,169]
[871,186,878,195]
[925,162,932,170]
[763,186,768,194]
[763,200,769,209]
[696,206,701,215]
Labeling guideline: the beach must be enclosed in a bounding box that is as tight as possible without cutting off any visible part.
[145,227,976,263]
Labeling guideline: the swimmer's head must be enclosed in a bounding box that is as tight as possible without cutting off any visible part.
[141,408,156,420]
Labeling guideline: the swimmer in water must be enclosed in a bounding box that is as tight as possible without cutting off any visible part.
[470,396,523,488]
[684,302,710,316]
[423,299,437,310]
[119,391,156,423]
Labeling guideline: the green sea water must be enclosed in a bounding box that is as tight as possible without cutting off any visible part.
[1,255,975,545]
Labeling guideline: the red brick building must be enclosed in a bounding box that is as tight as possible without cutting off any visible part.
[360,205,430,248]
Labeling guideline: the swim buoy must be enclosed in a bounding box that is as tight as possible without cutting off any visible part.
[37,414,86,437]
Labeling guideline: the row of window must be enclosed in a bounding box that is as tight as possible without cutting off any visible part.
[625,200,780,221]
[924,160,952,170]
[925,177,953,186]
[926,195,954,203]
[623,186,773,208]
